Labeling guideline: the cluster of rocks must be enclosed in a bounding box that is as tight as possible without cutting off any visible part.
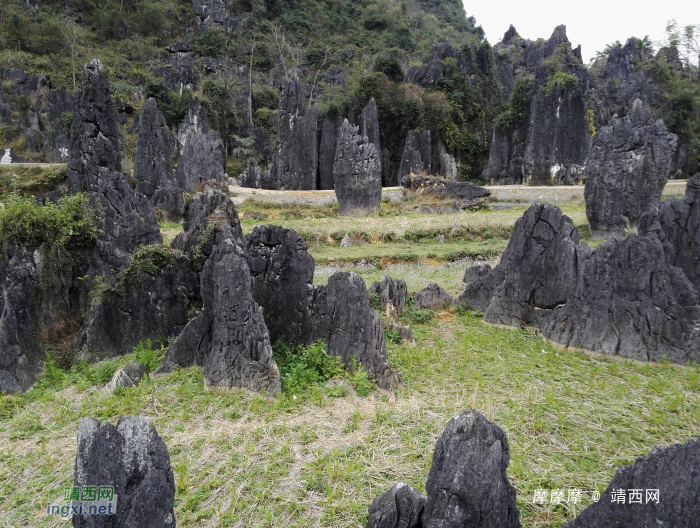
[456,188,700,365]
[0,59,398,395]
[401,173,491,212]
[367,409,700,528]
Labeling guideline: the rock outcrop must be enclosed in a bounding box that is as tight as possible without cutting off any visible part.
[415,283,452,310]
[333,119,382,217]
[155,191,282,395]
[309,272,398,389]
[177,97,208,156]
[175,114,226,193]
[484,25,590,185]
[585,100,678,238]
[319,116,342,190]
[539,234,700,364]
[268,75,318,190]
[0,148,25,163]
[133,98,184,221]
[0,246,43,393]
[401,174,491,209]
[639,173,700,293]
[366,410,521,528]
[456,204,585,327]
[73,416,175,528]
[245,225,315,347]
[369,275,407,315]
[104,360,146,394]
[66,59,162,275]
[71,247,198,361]
[362,97,382,174]
[366,483,425,528]
[397,130,431,183]
[563,437,700,528]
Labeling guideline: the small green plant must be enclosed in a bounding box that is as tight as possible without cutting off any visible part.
[543,71,579,96]
[133,339,166,373]
[273,340,344,394]
[348,358,373,397]
[368,292,382,311]
[44,167,67,190]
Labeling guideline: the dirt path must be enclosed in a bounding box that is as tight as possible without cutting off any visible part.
[230,180,688,207]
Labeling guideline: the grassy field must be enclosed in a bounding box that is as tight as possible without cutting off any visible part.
[1,196,698,528]
[1,311,698,528]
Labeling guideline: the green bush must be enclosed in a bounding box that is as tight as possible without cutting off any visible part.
[0,193,101,249]
[372,55,404,83]
[273,339,344,394]
[118,244,182,290]
[543,71,579,97]
[145,78,191,128]
[44,166,68,190]
[495,77,535,133]
[133,338,166,373]
[194,27,227,58]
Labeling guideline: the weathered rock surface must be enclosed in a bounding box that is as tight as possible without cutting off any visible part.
[484,25,590,185]
[462,263,492,285]
[319,116,342,190]
[104,361,146,394]
[309,272,398,389]
[73,416,175,528]
[415,283,452,310]
[366,411,521,528]
[563,437,700,528]
[71,249,198,361]
[133,98,184,221]
[455,204,585,327]
[362,97,382,175]
[0,148,25,163]
[401,174,491,209]
[269,75,318,190]
[156,195,281,394]
[369,275,407,315]
[333,119,382,217]
[66,59,162,275]
[397,130,431,183]
[177,97,208,156]
[422,410,521,528]
[384,305,415,347]
[365,483,424,528]
[175,124,226,193]
[585,99,678,238]
[245,225,315,347]
[0,246,43,393]
[192,0,234,32]
[539,234,700,364]
[639,173,700,293]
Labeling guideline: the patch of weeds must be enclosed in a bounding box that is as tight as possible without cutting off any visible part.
[385,328,401,344]
[273,339,344,395]
[325,384,348,398]
[348,358,373,397]
[343,409,362,433]
[118,245,183,290]
[401,303,435,325]
[368,292,381,311]
[133,338,167,373]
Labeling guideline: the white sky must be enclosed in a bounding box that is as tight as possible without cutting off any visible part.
[466,1,699,63]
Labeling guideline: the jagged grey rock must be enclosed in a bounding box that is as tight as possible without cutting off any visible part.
[269,75,318,190]
[639,173,700,293]
[538,234,700,364]
[333,119,382,217]
[155,197,281,394]
[369,275,407,315]
[455,204,586,327]
[397,130,431,183]
[133,98,183,221]
[71,249,198,361]
[563,437,700,528]
[362,97,382,175]
[66,59,162,275]
[175,126,225,193]
[585,100,678,238]
[177,97,208,156]
[0,148,25,163]
[73,416,175,528]
[401,174,491,209]
[309,272,398,390]
[0,246,43,394]
[415,283,452,310]
[365,483,425,528]
[462,263,492,285]
[422,410,521,528]
[319,116,342,190]
[192,0,233,32]
[239,158,269,189]
[245,225,315,347]
[104,361,146,394]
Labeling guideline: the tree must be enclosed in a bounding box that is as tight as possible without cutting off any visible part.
[60,17,86,92]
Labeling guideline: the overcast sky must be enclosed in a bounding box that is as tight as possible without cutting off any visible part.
[467,1,699,63]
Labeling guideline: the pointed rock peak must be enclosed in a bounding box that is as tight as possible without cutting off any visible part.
[503,24,518,44]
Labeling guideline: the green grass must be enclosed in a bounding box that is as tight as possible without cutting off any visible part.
[0,164,66,195]
[1,310,698,527]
